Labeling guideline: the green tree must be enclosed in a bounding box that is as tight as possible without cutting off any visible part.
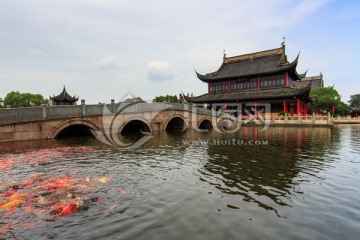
[348,94,360,109]
[3,91,47,108]
[0,97,3,108]
[153,95,178,103]
[309,87,350,116]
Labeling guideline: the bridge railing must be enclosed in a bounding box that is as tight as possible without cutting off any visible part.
[0,106,43,123]
[0,103,215,124]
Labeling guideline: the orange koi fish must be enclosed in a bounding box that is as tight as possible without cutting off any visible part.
[94,176,112,184]
[0,199,24,210]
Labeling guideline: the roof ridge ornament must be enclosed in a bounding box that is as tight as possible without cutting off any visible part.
[282,36,286,47]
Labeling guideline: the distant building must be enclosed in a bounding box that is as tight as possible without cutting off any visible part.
[185,43,323,115]
[351,108,360,118]
[295,74,324,89]
[50,87,79,105]
[123,97,145,104]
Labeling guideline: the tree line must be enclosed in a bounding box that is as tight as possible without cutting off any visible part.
[0,91,51,108]
[309,87,359,116]
[1,90,360,117]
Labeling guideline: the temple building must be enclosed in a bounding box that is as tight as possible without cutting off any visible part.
[295,74,324,89]
[185,43,323,116]
[351,108,360,118]
[50,87,79,105]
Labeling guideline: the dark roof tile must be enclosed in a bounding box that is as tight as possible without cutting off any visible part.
[185,85,312,103]
[50,87,78,103]
[196,45,303,82]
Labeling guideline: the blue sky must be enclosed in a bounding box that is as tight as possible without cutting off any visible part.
[0,0,359,103]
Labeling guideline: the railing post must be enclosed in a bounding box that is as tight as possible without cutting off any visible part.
[327,112,331,125]
[111,99,115,113]
[312,112,315,124]
[81,99,86,115]
[285,113,288,124]
[298,113,301,124]
[41,104,47,119]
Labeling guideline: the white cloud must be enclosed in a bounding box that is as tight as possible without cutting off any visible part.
[94,54,123,70]
[147,61,176,82]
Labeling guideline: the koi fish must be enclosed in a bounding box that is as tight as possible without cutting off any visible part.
[10,193,29,199]
[118,188,125,195]
[23,206,34,212]
[94,176,112,184]
[2,207,17,218]
[21,181,35,187]
[24,198,39,206]
[20,222,39,228]
[0,199,24,210]
[0,192,16,198]
[59,204,77,216]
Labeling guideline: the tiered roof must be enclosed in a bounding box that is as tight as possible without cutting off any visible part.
[295,74,324,89]
[196,44,306,82]
[184,84,312,103]
[50,87,78,104]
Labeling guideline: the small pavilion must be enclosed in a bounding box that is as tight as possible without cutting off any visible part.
[50,87,79,105]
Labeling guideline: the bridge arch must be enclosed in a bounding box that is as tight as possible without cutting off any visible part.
[119,117,152,135]
[164,115,188,132]
[198,118,213,131]
[48,119,101,139]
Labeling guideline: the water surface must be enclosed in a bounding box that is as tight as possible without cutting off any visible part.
[0,125,359,239]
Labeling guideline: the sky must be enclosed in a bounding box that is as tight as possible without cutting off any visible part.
[0,0,359,103]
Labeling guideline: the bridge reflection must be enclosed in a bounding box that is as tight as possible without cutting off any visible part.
[56,124,94,138]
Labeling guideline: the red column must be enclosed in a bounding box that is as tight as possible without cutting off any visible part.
[208,83,210,93]
[332,104,335,114]
[283,100,286,112]
[304,103,308,115]
[228,81,231,92]
[297,99,300,115]
[258,77,260,90]
[285,72,289,87]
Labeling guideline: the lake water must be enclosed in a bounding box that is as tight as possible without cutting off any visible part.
[1,125,360,239]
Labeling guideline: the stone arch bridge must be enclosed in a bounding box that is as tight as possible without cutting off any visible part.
[0,103,234,142]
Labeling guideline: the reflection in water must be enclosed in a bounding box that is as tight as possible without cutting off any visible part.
[0,126,359,240]
[198,127,337,217]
